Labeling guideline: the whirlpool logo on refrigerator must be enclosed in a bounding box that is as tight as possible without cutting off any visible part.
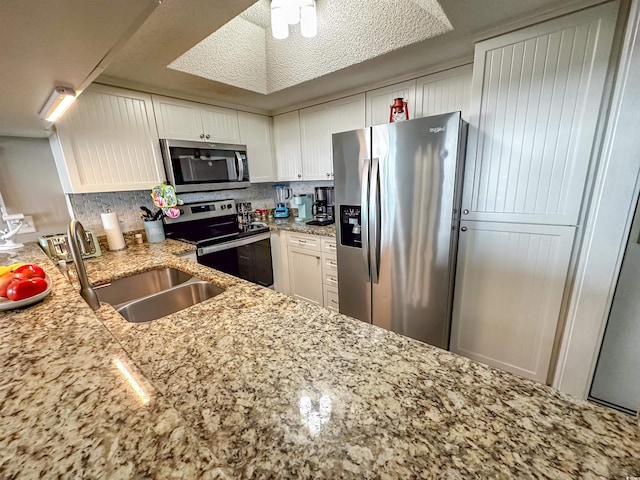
[429,127,446,133]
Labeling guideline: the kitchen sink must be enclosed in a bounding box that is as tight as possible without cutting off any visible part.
[95,268,193,308]
[116,281,224,323]
[95,267,224,322]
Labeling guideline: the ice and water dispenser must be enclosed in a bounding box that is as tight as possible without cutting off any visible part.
[339,205,362,248]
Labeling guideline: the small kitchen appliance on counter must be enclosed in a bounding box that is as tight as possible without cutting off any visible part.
[39,231,102,262]
[306,186,335,226]
[273,184,292,218]
[293,194,313,222]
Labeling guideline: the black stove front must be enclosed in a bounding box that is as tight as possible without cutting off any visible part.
[164,200,273,287]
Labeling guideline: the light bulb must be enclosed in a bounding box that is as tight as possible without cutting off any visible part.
[284,1,300,25]
[300,1,317,38]
[271,4,289,39]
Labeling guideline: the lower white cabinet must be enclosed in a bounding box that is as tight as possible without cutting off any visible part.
[51,84,164,193]
[450,221,575,383]
[323,284,339,313]
[273,231,339,310]
[287,245,323,306]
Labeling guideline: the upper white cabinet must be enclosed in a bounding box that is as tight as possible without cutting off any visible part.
[299,94,365,181]
[273,111,303,181]
[238,111,275,183]
[450,221,575,383]
[152,95,240,143]
[366,80,416,127]
[415,65,472,121]
[50,84,164,193]
[461,3,617,226]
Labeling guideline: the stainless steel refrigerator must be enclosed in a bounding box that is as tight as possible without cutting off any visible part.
[333,112,466,349]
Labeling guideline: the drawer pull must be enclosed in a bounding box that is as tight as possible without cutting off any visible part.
[328,261,337,266]
[331,299,337,304]
[329,276,337,282]
[298,239,307,244]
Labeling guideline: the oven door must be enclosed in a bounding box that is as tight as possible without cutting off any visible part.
[197,233,273,287]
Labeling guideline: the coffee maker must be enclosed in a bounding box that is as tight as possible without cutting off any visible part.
[306,186,335,226]
[293,194,313,222]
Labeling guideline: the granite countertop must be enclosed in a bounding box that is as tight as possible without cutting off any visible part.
[265,217,336,238]
[1,241,639,478]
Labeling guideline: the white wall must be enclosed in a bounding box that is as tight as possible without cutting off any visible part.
[0,136,70,242]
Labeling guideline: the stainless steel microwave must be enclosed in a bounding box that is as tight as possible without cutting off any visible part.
[159,139,250,193]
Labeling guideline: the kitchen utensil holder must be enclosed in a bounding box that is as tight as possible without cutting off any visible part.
[144,220,165,243]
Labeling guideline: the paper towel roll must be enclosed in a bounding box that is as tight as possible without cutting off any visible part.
[101,212,125,251]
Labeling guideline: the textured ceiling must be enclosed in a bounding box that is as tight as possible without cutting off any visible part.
[168,0,453,94]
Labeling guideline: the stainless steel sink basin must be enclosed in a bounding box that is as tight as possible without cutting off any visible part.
[95,268,193,308]
[95,267,224,322]
[116,281,224,323]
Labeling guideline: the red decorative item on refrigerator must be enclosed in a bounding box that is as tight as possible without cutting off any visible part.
[389,98,409,122]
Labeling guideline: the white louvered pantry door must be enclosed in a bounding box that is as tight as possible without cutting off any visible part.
[451,221,575,383]
[461,3,617,225]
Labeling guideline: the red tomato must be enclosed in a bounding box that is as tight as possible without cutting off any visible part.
[6,277,48,301]
[11,264,46,279]
[0,273,22,298]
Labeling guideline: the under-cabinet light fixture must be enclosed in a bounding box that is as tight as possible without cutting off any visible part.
[38,86,76,122]
[271,0,317,40]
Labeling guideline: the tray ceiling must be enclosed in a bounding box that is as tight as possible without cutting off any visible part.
[168,0,453,94]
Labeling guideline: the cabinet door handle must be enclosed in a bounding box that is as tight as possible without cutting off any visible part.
[326,173,330,177]
[200,133,205,139]
[205,134,211,139]
[461,227,468,232]
[463,209,469,215]
[298,174,302,178]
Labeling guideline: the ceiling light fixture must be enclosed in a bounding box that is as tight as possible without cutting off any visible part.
[38,86,76,123]
[271,0,317,40]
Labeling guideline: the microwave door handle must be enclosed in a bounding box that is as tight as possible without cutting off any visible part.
[235,152,244,181]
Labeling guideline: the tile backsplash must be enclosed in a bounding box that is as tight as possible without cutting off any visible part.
[67,181,332,234]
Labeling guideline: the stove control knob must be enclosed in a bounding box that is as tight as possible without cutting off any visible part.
[221,204,226,210]
[211,205,216,211]
[227,203,233,209]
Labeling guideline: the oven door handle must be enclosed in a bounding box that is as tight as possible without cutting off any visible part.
[197,232,271,256]
[235,152,245,181]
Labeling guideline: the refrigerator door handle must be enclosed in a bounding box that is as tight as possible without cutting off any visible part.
[361,160,371,278]
[370,157,381,284]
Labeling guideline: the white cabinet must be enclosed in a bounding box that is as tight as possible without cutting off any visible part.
[273,111,303,181]
[50,84,164,193]
[365,80,416,127]
[461,3,617,226]
[415,64,472,121]
[288,245,323,306]
[450,221,575,383]
[299,94,365,181]
[152,95,240,143]
[276,231,339,310]
[238,111,275,183]
[451,3,617,385]
[299,105,331,181]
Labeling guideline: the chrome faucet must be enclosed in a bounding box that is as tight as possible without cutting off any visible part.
[68,220,100,311]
